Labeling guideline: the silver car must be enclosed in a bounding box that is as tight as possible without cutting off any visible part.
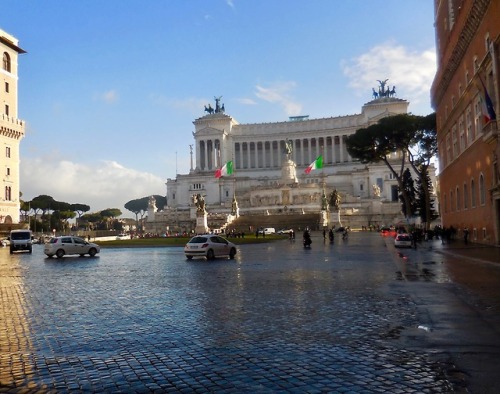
[44,236,100,258]
[184,235,237,260]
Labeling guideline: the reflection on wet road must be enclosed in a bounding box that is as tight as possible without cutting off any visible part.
[0,232,498,392]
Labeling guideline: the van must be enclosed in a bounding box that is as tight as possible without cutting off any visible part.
[9,229,33,254]
[258,227,276,235]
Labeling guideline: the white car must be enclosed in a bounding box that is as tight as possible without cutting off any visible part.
[44,236,100,258]
[184,235,237,260]
[394,233,413,248]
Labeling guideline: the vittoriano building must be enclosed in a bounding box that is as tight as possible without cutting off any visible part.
[147,89,437,233]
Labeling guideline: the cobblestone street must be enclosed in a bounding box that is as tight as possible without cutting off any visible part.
[1,231,499,393]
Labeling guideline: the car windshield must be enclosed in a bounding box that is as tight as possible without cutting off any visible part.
[11,232,30,240]
[189,237,208,244]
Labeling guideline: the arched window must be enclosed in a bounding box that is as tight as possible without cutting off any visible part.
[450,190,454,212]
[463,183,468,209]
[443,192,447,214]
[2,52,11,72]
[4,186,11,201]
[456,186,460,211]
[471,179,476,207]
[479,174,486,205]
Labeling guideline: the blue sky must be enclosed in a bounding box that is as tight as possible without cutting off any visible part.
[2,0,436,216]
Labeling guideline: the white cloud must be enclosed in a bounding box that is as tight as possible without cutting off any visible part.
[95,90,119,104]
[20,158,165,215]
[150,94,207,114]
[236,97,257,105]
[255,82,302,116]
[342,42,436,113]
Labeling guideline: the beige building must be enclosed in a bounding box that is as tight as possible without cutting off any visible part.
[0,29,26,224]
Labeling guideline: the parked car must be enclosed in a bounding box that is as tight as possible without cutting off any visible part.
[44,236,100,258]
[277,228,293,235]
[394,233,413,248]
[184,235,237,260]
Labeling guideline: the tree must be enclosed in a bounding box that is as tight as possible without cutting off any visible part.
[124,197,150,223]
[100,208,122,230]
[346,114,417,220]
[20,200,30,222]
[71,203,90,218]
[399,169,417,218]
[415,166,439,225]
[406,113,437,230]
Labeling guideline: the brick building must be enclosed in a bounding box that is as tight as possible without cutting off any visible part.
[431,0,500,244]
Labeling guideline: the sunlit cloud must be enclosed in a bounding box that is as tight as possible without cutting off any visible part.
[342,41,436,113]
[20,157,164,214]
[255,82,302,116]
[226,0,235,8]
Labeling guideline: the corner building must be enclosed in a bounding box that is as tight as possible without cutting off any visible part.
[0,29,26,224]
[431,0,500,245]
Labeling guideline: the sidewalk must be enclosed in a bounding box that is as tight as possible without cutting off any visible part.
[431,238,500,265]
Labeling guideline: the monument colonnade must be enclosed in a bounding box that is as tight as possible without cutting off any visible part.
[196,134,352,172]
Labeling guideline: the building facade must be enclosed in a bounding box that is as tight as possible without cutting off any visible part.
[150,93,436,234]
[0,29,26,224]
[431,0,500,245]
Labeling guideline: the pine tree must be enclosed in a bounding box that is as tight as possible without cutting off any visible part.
[415,166,438,225]
[398,168,417,218]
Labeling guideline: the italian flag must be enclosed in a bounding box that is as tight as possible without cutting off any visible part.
[215,161,234,178]
[304,155,323,174]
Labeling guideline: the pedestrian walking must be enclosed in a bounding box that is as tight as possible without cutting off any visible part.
[463,227,469,245]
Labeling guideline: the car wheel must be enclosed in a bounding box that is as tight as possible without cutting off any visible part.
[9,248,13,254]
[186,255,193,260]
[229,248,236,259]
[28,247,33,254]
[88,248,97,257]
[56,249,65,258]
[46,254,53,258]
[206,249,215,260]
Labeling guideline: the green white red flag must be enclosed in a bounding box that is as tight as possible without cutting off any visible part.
[215,161,234,178]
[304,155,323,174]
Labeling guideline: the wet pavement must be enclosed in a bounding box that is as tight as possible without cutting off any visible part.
[0,231,499,393]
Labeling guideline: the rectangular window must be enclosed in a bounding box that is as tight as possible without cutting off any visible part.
[5,147,10,158]
[5,82,8,93]
[446,134,452,163]
[452,125,458,157]
[6,168,10,176]
[466,106,473,144]
[391,185,398,202]
[5,105,9,116]
[459,116,465,151]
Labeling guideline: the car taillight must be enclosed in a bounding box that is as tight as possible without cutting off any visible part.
[202,243,209,248]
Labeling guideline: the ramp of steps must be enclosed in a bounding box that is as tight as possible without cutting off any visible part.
[226,213,320,233]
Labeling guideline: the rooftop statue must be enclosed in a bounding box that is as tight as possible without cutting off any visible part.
[372,79,396,99]
[204,96,226,115]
